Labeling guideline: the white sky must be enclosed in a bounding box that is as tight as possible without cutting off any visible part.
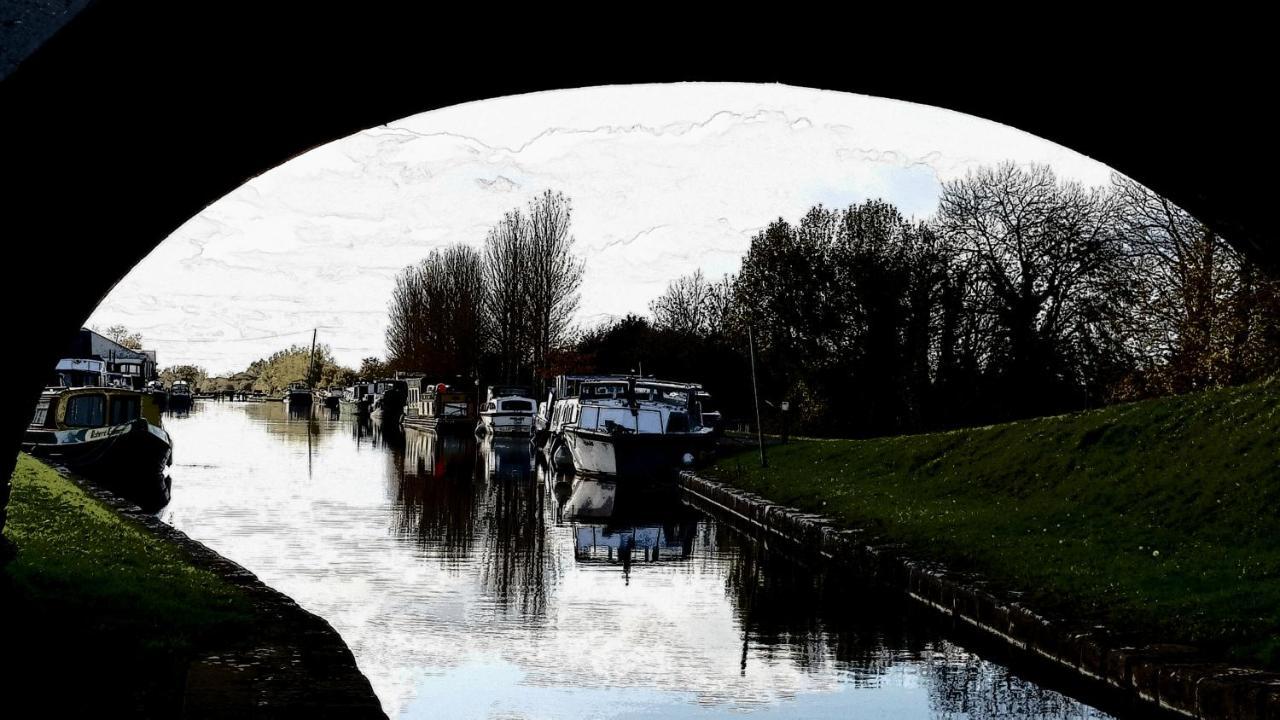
[87,83,1117,375]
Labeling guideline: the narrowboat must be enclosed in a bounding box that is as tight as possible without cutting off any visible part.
[403,381,476,431]
[340,382,372,416]
[477,385,536,436]
[23,386,173,507]
[369,378,407,425]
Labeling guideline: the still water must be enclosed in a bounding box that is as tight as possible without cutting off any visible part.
[159,400,1112,719]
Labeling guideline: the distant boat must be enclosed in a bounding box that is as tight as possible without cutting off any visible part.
[320,387,342,410]
[169,380,193,411]
[284,381,312,408]
[369,379,407,425]
[403,380,475,431]
[339,382,372,416]
[23,385,173,508]
[478,385,536,436]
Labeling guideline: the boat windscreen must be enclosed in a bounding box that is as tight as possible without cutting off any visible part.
[64,394,106,427]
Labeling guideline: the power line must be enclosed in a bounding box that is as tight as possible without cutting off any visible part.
[128,327,344,343]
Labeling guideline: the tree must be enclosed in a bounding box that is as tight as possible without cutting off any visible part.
[484,209,530,382]
[103,324,143,350]
[1111,173,1280,396]
[937,162,1124,417]
[387,244,488,378]
[650,269,735,337]
[480,191,585,386]
[359,356,389,379]
[523,190,584,383]
[160,364,207,388]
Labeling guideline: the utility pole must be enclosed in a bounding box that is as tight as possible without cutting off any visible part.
[748,324,767,468]
[306,328,317,387]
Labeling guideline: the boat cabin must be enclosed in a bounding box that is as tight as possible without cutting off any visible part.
[30,386,163,432]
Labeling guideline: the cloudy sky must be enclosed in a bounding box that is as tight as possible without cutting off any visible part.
[87,83,1117,375]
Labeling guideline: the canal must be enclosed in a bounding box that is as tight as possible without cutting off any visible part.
[159,400,1114,719]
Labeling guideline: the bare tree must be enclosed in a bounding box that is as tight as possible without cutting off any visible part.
[484,209,531,382]
[650,269,721,336]
[1112,173,1279,395]
[937,162,1123,412]
[387,245,488,377]
[524,190,584,383]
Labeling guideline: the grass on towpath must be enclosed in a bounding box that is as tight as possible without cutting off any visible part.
[711,376,1280,669]
[1,453,255,715]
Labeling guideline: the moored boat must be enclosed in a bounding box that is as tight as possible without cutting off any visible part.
[169,379,193,411]
[369,379,407,425]
[478,385,536,436]
[23,386,173,509]
[557,376,716,478]
[284,380,313,409]
[339,382,373,416]
[403,380,475,431]
[321,387,342,410]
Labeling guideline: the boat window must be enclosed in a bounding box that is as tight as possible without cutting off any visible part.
[64,394,106,427]
[579,406,599,430]
[599,408,635,432]
[637,410,663,433]
[665,412,689,433]
[109,395,141,424]
[31,398,53,427]
[501,400,533,412]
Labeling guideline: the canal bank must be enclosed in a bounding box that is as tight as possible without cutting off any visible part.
[1,453,385,718]
[696,375,1280,719]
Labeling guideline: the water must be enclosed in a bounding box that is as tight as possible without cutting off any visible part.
[158,400,1114,719]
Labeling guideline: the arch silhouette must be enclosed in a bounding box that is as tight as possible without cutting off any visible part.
[1,5,1268,533]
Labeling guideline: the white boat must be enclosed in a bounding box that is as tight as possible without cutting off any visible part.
[555,376,716,478]
[478,385,536,435]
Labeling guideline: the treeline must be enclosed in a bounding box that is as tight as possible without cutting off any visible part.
[242,344,354,394]
[385,190,584,388]
[625,163,1280,435]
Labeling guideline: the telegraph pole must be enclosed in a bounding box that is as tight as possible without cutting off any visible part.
[748,325,767,468]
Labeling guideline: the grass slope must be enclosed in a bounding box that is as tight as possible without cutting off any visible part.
[712,376,1280,668]
[2,454,254,714]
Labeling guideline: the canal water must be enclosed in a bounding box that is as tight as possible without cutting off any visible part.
[159,400,1113,719]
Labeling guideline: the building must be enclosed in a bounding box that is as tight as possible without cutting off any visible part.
[56,328,158,389]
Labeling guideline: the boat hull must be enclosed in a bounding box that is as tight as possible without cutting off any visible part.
[339,398,371,416]
[480,411,533,435]
[562,428,714,478]
[23,420,173,509]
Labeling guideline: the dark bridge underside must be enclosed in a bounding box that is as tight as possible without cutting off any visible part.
[0,5,1269,523]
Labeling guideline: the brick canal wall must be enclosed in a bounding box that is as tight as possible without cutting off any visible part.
[65,472,387,719]
[678,470,1280,720]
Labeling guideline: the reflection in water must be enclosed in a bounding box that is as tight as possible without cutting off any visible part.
[160,401,1114,719]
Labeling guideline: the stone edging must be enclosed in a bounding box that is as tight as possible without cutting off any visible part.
[679,470,1280,720]
[59,471,387,719]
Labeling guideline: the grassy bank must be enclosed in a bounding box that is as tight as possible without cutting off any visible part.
[711,376,1280,668]
[1,454,254,714]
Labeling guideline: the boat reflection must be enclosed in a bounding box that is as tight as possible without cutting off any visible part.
[557,476,698,582]
[479,436,535,483]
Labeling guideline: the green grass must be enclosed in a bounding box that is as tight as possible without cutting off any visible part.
[2,453,255,713]
[712,376,1280,668]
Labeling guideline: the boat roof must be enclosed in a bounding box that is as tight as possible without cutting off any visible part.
[578,376,704,391]
[40,385,144,398]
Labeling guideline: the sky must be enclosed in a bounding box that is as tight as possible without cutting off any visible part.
[86,83,1118,375]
